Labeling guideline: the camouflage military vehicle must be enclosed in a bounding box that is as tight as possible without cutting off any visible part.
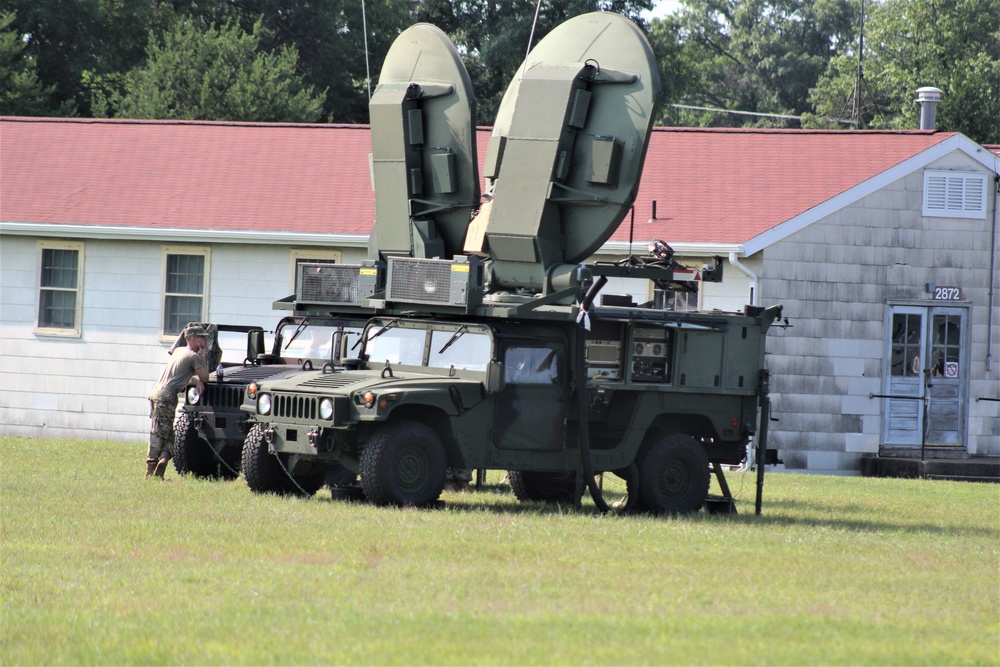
[172,316,365,479]
[240,13,783,514]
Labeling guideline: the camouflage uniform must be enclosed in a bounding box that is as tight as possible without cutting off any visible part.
[146,396,178,468]
[146,324,209,477]
[445,467,473,491]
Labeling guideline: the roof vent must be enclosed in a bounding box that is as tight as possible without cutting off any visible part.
[916,87,943,130]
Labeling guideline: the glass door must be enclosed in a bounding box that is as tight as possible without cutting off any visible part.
[881,305,967,449]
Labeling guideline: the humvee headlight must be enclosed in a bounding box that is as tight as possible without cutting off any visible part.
[258,393,272,416]
[319,398,334,421]
[363,391,375,408]
[186,386,201,405]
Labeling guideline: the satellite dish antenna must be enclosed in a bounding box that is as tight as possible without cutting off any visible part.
[368,24,480,261]
[474,12,661,291]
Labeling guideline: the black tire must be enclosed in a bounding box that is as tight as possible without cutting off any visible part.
[637,432,710,514]
[360,421,447,507]
[241,423,321,497]
[507,470,577,504]
[172,411,218,478]
[242,423,287,494]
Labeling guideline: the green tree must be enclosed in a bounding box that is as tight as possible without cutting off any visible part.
[658,0,855,127]
[99,19,326,123]
[181,0,411,123]
[0,11,58,115]
[3,0,175,116]
[807,0,1000,143]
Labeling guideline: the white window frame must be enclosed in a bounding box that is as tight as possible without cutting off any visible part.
[290,248,343,294]
[161,245,210,339]
[922,170,987,219]
[35,240,84,337]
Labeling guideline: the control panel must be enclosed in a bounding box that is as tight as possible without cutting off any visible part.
[630,327,672,383]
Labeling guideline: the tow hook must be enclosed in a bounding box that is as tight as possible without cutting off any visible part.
[264,427,276,445]
[193,413,205,430]
[307,430,320,448]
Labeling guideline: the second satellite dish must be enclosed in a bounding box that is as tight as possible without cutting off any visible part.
[470,12,660,291]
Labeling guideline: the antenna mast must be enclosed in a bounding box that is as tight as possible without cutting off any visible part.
[362,0,372,100]
[839,0,881,127]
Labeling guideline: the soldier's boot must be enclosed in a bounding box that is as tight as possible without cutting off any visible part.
[153,458,169,479]
[145,460,157,479]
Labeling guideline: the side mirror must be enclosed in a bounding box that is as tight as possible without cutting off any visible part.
[247,329,266,363]
[485,360,505,394]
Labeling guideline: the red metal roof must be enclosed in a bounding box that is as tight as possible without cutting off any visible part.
[1,117,375,236]
[1,117,957,247]
[628,127,954,246]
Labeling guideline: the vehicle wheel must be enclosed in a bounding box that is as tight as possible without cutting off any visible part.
[172,412,219,478]
[507,470,577,503]
[360,421,447,507]
[242,424,295,495]
[637,433,710,514]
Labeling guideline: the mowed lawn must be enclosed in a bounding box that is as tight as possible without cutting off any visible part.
[1,436,998,665]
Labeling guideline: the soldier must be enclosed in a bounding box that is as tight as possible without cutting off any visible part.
[444,467,473,493]
[146,324,210,479]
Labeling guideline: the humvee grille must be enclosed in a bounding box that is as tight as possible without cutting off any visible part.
[271,394,317,420]
[203,384,243,409]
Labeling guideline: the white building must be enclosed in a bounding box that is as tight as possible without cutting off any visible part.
[2,117,997,471]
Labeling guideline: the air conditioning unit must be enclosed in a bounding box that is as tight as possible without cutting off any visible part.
[296,261,384,306]
[386,256,483,309]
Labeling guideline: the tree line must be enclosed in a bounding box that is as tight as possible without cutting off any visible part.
[1,0,997,143]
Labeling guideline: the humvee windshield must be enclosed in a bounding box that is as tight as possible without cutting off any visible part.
[365,322,492,371]
[279,321,363,360]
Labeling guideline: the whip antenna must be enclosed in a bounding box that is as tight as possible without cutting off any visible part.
[362,0,372,100]
[521,0,544,79]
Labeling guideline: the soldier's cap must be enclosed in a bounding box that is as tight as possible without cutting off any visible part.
[182,324,208,339]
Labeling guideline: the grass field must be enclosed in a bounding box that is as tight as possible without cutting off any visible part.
[2,436,998,665]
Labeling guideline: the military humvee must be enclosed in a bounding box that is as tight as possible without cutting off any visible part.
[243,302,779,512]
[240,13,783,514]
[172,316,365,479]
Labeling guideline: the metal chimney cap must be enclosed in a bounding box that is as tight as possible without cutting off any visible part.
[916,86,943,103]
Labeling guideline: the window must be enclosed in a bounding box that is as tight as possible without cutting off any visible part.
[504,346,561,385]
[162,246,209,336]
[365,326,426,366]
[36,241,84,336]
[923,170,987,219]
[659,288,698,312]
[428,329,491,371]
